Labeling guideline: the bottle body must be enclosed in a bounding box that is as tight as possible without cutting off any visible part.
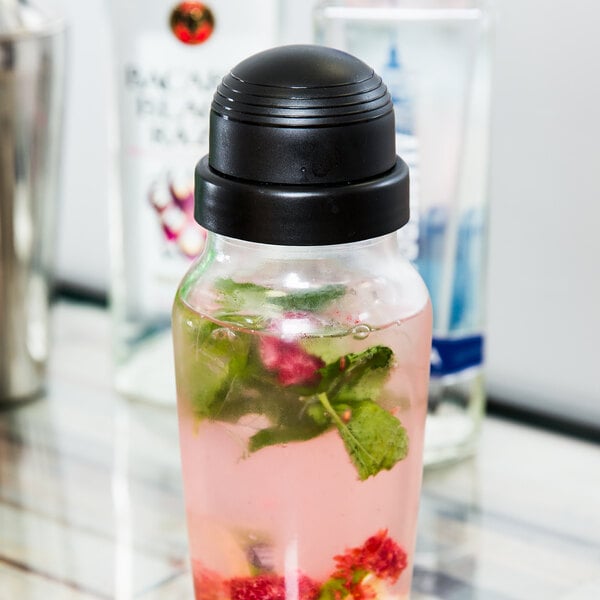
[315,0,492,465]
[173,233,432,599]
[107,0,279,404]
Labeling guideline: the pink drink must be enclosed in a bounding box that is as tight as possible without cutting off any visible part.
[173,292,431,600]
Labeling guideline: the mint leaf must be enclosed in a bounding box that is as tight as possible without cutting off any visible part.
[318,578,349,600]
[249,420,329,452]
[211,365,290,424]
[214,279,273,313]
[343,401,408,479]
[214,278,346,313]
[317,345,393,401]
[215,312,267,330]
[199,345,330,435]
[305,402,331,426]
[273,285,346,312]
[178,285,407,479]
[188,321,252,419]
[318,394,408,480]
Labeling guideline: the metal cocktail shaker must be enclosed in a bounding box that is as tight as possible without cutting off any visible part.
[0,0,65,401]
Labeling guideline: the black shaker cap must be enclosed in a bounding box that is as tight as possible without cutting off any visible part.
[195,44,409,245]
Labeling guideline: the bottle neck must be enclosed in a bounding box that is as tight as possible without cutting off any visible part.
[206,231,404,263]
[182,229,429,328]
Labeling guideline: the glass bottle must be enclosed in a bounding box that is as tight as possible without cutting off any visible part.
[172,45,432,600]
[107,0,279,405]
[315,0,492,466]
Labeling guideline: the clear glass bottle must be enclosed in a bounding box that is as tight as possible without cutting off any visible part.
[107,0,279,405]
[172,45,432,600]
[315,0,492,465]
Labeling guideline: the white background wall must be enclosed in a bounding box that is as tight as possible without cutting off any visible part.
[56,0,111,289]
[485,0,600,424]
[56,0,600,426]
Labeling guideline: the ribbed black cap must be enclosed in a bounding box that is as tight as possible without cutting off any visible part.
[195,44,409,245]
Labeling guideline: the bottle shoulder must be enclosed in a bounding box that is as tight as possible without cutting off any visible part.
[175,234,430,333]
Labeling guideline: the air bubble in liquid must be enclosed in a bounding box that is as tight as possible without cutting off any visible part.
[351,324,371,340]
[211,327,237,342]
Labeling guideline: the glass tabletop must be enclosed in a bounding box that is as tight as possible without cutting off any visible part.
[0,302,598,599]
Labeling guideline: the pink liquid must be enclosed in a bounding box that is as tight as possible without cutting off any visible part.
[173,299,431,600]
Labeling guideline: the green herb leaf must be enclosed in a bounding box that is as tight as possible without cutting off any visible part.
[248,420,329,452]
[215,312,268,330]
[317,569,372,600]
[188,322,252,419]
[317,345,393,401]
[214,278,346,313]
[317,578,349,600]
[214,279,274,313]
[210,365,291,424]
[178,285,408,479]
[272,285,346,312]
[318,394,408,480]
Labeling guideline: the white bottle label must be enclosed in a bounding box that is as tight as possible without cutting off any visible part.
[112,0,278,316]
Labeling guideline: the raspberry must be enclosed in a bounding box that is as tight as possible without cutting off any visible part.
[259,336,324,387]
[229,573,320,600]
[230,574,286,600]
[333,530,408,585]
[361,531,407,582]
[298,574,322,600]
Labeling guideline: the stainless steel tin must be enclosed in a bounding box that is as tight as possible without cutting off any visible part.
[0,1,65,401]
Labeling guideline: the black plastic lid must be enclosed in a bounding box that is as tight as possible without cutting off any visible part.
[195,44,409,245]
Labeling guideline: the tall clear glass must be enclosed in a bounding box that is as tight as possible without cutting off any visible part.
[315,0,492,465]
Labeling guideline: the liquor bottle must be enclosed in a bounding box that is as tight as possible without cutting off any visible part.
[315,0,492,465]
[107,0,279,404]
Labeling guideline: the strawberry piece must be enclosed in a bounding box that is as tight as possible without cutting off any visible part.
[298,574,322,600]
[259,336,324,387]
[229,573,320,600]
[361,531,408,582]
[333,530,408,585]
[230,574,285,600]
